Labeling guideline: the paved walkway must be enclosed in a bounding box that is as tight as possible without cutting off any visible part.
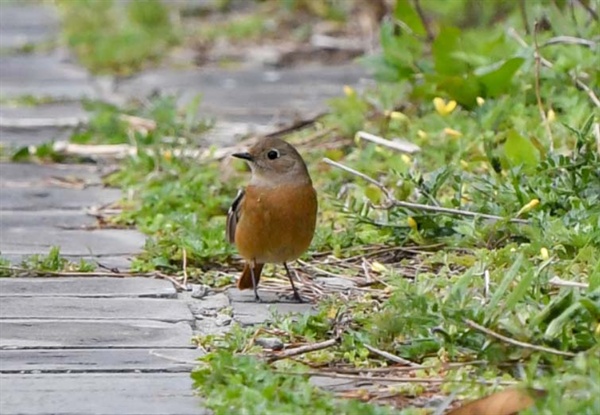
[0,2,365,414]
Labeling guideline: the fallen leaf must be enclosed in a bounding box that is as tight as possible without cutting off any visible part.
[446,388,546,415]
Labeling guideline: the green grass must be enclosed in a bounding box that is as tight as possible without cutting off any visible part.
[56,0,179,75]
[17,0,600,413]
[0,246,96,277]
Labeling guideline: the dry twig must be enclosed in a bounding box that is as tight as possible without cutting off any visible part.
[267,338,340,363]
[507,27,600,108]
[278,370,519,386]
[323,158,530,224]
[542,36,596,48]
[356,131,421,154]
[548,276,589,289]
[182,247,189,288]
[464,319,576,357]
[363,343,419,367]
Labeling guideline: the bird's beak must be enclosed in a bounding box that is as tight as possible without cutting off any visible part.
[232,152,253,161]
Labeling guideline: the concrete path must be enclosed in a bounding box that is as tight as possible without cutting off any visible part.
[0,2,364,414]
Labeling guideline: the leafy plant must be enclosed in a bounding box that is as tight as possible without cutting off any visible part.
[13,246,96,274]
[192,350,398,415]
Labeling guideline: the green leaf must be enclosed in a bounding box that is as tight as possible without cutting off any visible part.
[544,301,581,339]
[377,20,420,80]
[486,253,524,323]
[359,55,405,82]
[393,0,426,36]
[477,57,525,97]
[433,27,468,76]
[590,260,600,291]
[579,295,600,320]
[504,267,535,312]
[530,290,573,328]
[11,146,30,162]
[435,74,481,108]
[504,129,540,170]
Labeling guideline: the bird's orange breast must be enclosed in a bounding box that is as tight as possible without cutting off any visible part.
[235,183,317,264]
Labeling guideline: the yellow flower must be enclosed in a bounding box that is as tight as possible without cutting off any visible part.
[540,247,549,260]
[401,154,411,164]
[443,127,462,137]
[407,217,418,230]
[385,110,407,121]
[476,97,485,107]
[417,130,428,139]
[433,97,457,116]
[343,85,355,97]
[547,108,556,123]
[163,150,173,161]
[516,199,540,216]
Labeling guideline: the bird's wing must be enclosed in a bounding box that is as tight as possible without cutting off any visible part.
[226,189,245,244]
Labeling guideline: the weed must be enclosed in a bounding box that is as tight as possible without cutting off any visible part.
[56,0,179,74]
[0,247,96,276]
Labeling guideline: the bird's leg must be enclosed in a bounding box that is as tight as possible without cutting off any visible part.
[250,260,261,302]
[283,262,303,303]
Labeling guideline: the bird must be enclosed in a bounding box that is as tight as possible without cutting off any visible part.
[226,137,318,302]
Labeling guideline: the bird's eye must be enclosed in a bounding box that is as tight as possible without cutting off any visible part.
[267,149,279,160]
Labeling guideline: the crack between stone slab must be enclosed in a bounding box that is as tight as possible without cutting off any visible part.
[0,368,195,375]
[0,346,197,350]
[0,294,178,299]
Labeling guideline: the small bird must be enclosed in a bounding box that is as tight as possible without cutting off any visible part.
[227,137,318,302]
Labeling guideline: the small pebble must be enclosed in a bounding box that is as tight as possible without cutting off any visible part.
[191,284,210,299]
[255,337,284,350]
[215,314,232,327]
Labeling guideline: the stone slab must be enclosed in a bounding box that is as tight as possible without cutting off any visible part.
[0,297,194,322]
[0,277,177,298]
[0,103,88,146]
[0,162,100,185]
[203,120,272,146]
[0,53,96,99]
[0,348,203,373]
[0,102,87,120]
[117,64,367,125]
[0,186,122,210]
[227,287,295,303]
[0,320,194,349]
[0,209,97,229]
[309,375,362,392]
[0,3,59,50]
[0,227,145,256]
[0,126,74,146]
[231,300,314,326]
[186,292,230,316]
[194,314,232,336]
[0,373,207,415]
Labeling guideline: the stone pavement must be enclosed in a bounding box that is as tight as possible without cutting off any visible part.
[0,2,365,414]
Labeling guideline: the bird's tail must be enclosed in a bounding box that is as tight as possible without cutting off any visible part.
[237,263,264,290]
